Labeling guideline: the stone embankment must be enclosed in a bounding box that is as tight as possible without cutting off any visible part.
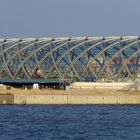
[0,89,140,105]
[0,82,140,105]
[13,92,140,105]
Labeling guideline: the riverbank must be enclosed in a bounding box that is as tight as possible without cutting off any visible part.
[0,89,140,105]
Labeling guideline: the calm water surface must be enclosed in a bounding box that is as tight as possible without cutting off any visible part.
[0,105,140,140]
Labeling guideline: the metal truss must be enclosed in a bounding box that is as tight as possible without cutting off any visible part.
[0,36,140,82]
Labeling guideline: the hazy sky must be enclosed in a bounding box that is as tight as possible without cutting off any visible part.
[0,0,140,38]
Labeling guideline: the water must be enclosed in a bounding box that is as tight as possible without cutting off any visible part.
[0,105,140,140]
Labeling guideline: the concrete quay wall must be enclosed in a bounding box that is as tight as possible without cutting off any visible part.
[0,94,14,104]
[13,93,140,105]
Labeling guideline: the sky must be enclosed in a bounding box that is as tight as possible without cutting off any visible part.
[0,0,140,38]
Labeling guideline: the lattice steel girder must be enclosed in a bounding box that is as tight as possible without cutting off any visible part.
[0,36,140,82]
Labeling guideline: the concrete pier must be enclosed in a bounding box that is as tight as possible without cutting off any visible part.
[0,82,140,105]
[13,93,140,105]
[0,94,14,104]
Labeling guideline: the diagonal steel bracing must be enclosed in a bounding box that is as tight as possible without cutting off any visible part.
[0,36,139,82]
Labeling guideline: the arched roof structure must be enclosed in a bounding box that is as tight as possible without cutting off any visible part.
[0,36,140,82]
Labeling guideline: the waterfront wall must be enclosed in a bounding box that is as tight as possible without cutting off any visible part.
[0,94,14,104]
[13,93,140,105]
[1,89,140,105]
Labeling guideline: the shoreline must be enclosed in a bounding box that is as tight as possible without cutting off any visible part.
[0,89,140,105]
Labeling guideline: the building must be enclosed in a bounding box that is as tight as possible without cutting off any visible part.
[0,36,139,84]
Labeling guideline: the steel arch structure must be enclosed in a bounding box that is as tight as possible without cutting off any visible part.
[0,36,140,82]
